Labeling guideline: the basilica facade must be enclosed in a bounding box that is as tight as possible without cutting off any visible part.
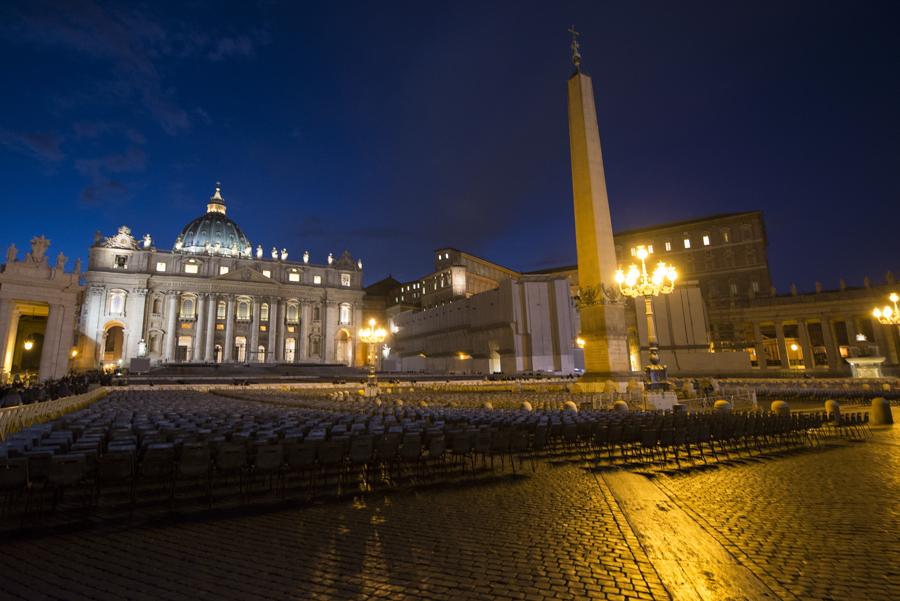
[74,184,365,371]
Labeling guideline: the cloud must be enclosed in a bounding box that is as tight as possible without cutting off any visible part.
[0,130,65,162]
[75,145,146,179]
[208,35,255,61]
[81,179,128,205]
[72,121,146,145]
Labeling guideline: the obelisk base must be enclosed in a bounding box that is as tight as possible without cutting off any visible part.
[573,302,631,392]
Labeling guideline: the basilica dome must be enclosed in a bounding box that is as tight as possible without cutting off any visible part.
[174,184,252,256]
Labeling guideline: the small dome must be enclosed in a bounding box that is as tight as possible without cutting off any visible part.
[174,184,252,256]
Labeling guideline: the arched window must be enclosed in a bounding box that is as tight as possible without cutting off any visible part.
[261,303,269,322]
[180,297,195,319]
[312,306,321,321]
[237,301,250,321]
[257,345,266,363]
[286,304,299,324]
[217,300,226,320]
[339,303,351,325]
[107,290,126,315]
[152,298,162,314]
[149,333,160,353]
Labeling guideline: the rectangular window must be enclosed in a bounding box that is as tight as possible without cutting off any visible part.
[751,280,760,293]
[664,241,672,252]
[288,272,300,282]
[155,262,167,272]
[729,283,738,296]
[219,266,229,275]
[683,238,691,249]
[341,273,351,287]
[702,235,711,246]
[184,263,199,274]
[313,274,322,285]
[647,244,654,254]
[262,269,271,278]
[339,304,351,325]
[630,247,636,257]
[114,255,128,269]
[216,323,224,331]
[722,229,730,243]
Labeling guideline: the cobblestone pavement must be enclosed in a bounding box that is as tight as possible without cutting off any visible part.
[659,418,900,601]
[2,417,899,600]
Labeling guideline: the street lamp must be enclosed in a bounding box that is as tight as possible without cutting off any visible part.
[358,317,387,389]
[873,292,900,325]
[615,245,677,390]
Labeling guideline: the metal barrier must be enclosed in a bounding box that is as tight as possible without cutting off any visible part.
[0,387,109,442]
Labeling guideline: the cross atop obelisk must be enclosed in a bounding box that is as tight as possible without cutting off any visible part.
[566,29,630,381]
[568,25,582,70]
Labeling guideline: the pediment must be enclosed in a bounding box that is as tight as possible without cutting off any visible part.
[215,267,273,283]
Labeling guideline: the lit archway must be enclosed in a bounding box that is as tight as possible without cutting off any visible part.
[335,329,352,366]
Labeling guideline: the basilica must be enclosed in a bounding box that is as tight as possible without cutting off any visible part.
[73,184,365,372]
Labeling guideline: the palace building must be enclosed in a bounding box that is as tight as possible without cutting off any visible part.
[74,184,365,372]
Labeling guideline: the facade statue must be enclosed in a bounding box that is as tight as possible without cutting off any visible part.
[256,245,263,259]
[6,243,16,264]
[55,252,68,271]
[143,234,152,249]
[327,253,334,265]
[280,248,288,261]
[103,226,139,250]
[74,257,82,274]
[29,235,51,262]
[303,250,309,264]
[271,247,278,260]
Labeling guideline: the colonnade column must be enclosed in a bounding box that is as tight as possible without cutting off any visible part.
[164,292,178,362]
[249,299,260,362]
[299,302,310,360]
[223,295,235,362]
[205,294,217,362]
[276,299,286,362]
[193,294,207,362]
[820,318,839,371]
[752,322,766,370]
[267,297,278,363]
[798,320,814,370]
[0,298,15,383]
[38,304,64,381]
[774,321,790,369]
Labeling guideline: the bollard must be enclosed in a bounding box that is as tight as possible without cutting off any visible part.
[521,401,533,412]
[824,399,841,423]
[563,400,578,413]
[770,400,790,417]
[870,397,893,425]
[713,400,732,414]
[613,399,629,413]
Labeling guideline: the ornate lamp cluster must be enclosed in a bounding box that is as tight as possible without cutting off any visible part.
[358,318,387,388]
[873,292,900,325]
[614,245,677,390]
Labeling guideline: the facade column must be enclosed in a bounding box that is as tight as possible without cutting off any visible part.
[249,298,260,362]
[193,294,207,362]
[299,301,310,360]
[38,304,64,381]
[205,294,217,362]
[774,321,790,369]
[820,318,840,371]
[164,292,178,362]
[124,289,147,362]
[323,301,335,364]
[267,297,278,363]
[276,299,286,362]
[223,295,235,362]
[845,316,860,345]
[752,321,766,370]
[798,320,815,370]
[871,318,892,359]
[0,298,15,383]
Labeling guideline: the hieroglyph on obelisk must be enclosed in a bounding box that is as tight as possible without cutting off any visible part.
[566,27,629,378]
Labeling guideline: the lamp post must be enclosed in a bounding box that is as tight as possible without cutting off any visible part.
[358,318,387,390]
[615,245,677,390]
[873,292,900,326]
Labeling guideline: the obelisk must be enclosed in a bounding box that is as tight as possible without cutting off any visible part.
[566,28,630,382]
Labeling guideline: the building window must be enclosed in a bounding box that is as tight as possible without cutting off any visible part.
[217,300,226,320]
[741,224,753,241]
[219,266,230,275]
[664,241,672,252]
[702,234,711,246]
[683,238,691,249]
[286,304,299,324]
[722,229,731,243]
[339,303,351,325]
[288,271,300,282]
[152,298,162,314]
[114,255,128,269]
[107,290,126,315]
[312,306,321,321]
[261,303,269,322]
[630,247,636,257]
[180,297,195,319]
[262,269,271,278]
[729,283,738,296]
[313,274,322,285]
[184,262,199,274]
[155,262,167,272]
[751,280,760,293]
[341,273,351,287]
[647,244,654,254]
[237,301,250,321]
[310,336,321,357]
